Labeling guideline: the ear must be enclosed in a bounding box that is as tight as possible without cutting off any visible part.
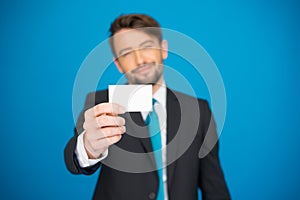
[161,40,168,60]
[113,57,124,73]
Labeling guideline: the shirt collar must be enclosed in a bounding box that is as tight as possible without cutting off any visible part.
[141,80,167,120]
[153,80,166,108]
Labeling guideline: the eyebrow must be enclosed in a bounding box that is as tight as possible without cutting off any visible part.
[139,40,155,47]
[118,39,156,56]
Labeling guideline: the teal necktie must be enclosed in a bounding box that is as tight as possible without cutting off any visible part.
[146,99,164,200]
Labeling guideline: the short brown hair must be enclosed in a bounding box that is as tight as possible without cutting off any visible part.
[109,14,162,56]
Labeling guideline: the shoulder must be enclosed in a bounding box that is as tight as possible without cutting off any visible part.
[85,89,109,103]
[168,88,210,108]
[82,89,109,110]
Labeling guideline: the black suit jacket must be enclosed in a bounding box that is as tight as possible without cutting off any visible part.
[64,89,230,200]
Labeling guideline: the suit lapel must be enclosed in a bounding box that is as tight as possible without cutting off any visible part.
[166,89,181,190]
[122,89,181,188]
[124,112,157,170]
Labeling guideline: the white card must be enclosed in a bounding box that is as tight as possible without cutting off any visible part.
[109,85,152,112]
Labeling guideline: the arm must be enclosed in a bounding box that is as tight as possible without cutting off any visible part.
[64,91,126,175]
[75,131,108,167]
[64,92,101,175]
[198,101,231,200]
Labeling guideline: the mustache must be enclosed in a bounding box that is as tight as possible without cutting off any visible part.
[130,62,156,73]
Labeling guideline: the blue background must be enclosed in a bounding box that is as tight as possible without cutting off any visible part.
[1,0,299,199]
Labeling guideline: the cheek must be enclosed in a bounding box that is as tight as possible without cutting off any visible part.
[144,51,163,63]
[154,50,165,61]
[117,50,163,72]
[118,60,136,72]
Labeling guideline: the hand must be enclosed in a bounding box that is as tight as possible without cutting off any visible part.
[83,103,126,159]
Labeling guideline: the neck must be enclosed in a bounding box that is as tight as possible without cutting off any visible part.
[152,76,164,95]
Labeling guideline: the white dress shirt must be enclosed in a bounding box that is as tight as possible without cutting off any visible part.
[75,82,168,199]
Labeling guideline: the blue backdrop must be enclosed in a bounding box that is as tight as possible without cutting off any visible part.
[1,0,299,199]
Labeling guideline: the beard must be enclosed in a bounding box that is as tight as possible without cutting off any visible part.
[125,62,163,85]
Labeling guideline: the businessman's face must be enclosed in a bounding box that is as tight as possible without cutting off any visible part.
[113,28,168,85]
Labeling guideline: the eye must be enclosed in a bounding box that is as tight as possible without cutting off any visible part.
[144,45,153,48]
[122,52,129,57]
[120,51,132,57]
[141,45,154,50]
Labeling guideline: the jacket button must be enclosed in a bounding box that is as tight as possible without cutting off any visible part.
[148,192,156,199]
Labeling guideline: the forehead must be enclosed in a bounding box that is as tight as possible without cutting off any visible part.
[113,29,159,49]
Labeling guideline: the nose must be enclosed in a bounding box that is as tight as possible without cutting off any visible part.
[133,49,145,66]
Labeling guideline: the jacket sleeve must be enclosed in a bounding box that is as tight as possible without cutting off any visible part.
[198,100,231,200]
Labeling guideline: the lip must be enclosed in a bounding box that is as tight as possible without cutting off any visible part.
[134,64,152,74]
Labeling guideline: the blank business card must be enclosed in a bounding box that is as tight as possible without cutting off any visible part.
[109,85,152,112]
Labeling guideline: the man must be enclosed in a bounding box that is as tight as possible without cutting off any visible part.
[64,14,231,200]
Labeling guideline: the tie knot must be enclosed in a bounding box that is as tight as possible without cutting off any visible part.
[145,99,158,125]
[152,98,157,106]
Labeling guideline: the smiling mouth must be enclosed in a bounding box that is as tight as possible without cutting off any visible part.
[132,63,155,74]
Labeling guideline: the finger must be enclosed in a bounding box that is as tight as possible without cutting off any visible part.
[91,134,123,150]
[97,126,126,139]
[94,103,125,117]
[84,126,126,140]
[84,103,125,120]
[96,115,126,128]
[83,120,99,130]
[102,134,123,146]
